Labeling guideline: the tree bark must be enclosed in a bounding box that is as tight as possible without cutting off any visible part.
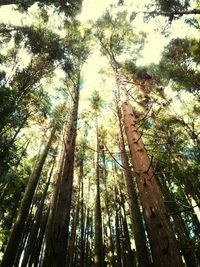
[94,127,104,267]
[21,159,55,267]
[160,174,199,267]
[121,100,183,267]
[114,185,122,267]
[119,190,135,267]
[68,162,83,267]
[102,150,116,267]
[1,126,56,267]
[117,106,151,267]
[42,74,80,267]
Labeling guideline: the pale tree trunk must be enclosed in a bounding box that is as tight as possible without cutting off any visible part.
[1,126,56,267]
[42,74,80,267]
[68,161,83,267]
[102,150,115,266]
[119,189,135,267]
[114,184,122,267]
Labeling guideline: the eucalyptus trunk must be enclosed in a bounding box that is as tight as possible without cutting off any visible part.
[1,126,56,267]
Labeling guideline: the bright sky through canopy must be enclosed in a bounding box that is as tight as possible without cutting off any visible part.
[0,0,198,116]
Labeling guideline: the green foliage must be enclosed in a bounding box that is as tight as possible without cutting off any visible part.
[94,10,142,65]
[89,90,103,112]
[6,0,83,17]
[154,0,190,12]
[159,38,200,92]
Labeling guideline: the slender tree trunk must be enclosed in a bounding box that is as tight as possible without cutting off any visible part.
[31,209,50,267]
[84,210,91,267]
[94,127,104,267]
[68,162,83,267]
[42,74,80,267]
[117,106,151,267]
[1,126,56,267]
[119,189,136,267]
[160,174,199,267]
[102,150,115,266]
[21,160,55,267]
[120,98,183,267]
[14,210,35,267]
[80,162,85,267]
[42,137,65,266]
[114,185,122,267]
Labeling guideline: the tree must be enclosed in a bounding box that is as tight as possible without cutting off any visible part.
[1,125,56,267]
[90,91,104,267]
[0,0,82,16]
[94,10,184,267]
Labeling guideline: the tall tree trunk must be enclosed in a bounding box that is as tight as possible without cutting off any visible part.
[31,209,50,267]
[160,174,199,267]
[114,185,122,267]
[119,188,136,267]
[117,106,151,267]
[21,159,55,267]
[121,98,183,267]
[102,150,115,267]
[42,137,65,266]
[94,127,104,267]
[42,74,80,267]
[68,162,83,267]
[1,126,56,267]
[80,162,86,267]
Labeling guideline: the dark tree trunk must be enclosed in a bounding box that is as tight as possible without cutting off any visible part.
[160,174,199,267]
[42,74,80,267]
[114,185,122,267]
[31,209,50,267]
[94,127,104,267]
[21,160,55,267]
[1,126,56,267]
